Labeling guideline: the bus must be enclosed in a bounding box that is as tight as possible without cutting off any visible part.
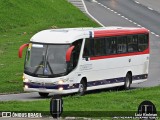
[18,27,149,97]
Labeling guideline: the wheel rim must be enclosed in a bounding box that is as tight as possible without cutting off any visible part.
[79,84,84,93]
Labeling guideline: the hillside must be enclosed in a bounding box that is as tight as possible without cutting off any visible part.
[0,0,98,93]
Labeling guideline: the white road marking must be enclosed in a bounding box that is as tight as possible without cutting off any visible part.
[151,32,160,37]
[124,17,129,20]
[148,7,153,10]
[103,6,107,8]
[151,32,155,35]
[92,0,97,2]
[137,24,142,27]
[134,0,155,12]
[133,22,137,25]
[135,1,140,4]
[100,3,104,7]
[81,0,105,27]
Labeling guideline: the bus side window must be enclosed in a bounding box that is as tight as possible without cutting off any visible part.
[106,37,117,54]
[71,39,83,68]
[83,39,90,57]
[117,36,127,53]
[105,38,109,55]
[83,38,94,57]
[94,38,105,56]
[127,35,138,52]
[138,34,148,51]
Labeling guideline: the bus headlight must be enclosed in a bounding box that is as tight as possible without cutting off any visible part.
[58,80,64,84]
[22,74,25,80]
[22,74,29,82]
[24,78,29,82]
[24,85,28,89]
[56,78,69,84]
[58,87,63,91]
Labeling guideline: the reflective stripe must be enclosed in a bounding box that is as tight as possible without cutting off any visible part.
[24,74,148,90]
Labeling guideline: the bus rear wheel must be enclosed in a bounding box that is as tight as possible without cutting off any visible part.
[123,74,132,90]
[39,92,49,97]
[78,80,87,96]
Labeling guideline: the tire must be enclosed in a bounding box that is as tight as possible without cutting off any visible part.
[123,74,132,90]
[39,92,49,97]
[78,80,87,96]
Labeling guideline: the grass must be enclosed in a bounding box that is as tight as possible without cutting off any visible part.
[0,86,160,119]
[0,0,99,93]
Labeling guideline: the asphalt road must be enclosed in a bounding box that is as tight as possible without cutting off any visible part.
[136,0,160,13]
[0,0,160,101]
[96,0,160,36]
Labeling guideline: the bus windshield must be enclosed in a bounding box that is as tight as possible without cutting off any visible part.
[24,43,70,77]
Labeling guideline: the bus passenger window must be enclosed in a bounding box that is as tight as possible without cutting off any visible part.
[105,38,110,55]
[127,35,138,52]
[117,36,127,53]
[83,39,90,57]
[94,38,105,56]
[83,38,94,57]
[138,34,148,51]
[106,37,117,54]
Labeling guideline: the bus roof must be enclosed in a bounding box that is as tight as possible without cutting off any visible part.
[30,27,149,44]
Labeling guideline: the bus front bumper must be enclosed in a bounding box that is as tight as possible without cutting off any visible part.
[23,82,79,94]
[24,88,78,94]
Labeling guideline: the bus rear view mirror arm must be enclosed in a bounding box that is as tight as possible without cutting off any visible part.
[18,43,29,58]
[66,46,75,73]
[84,56,89,61]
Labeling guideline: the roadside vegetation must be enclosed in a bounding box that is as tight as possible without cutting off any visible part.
[0,0,98,93]
[0,86,160,119]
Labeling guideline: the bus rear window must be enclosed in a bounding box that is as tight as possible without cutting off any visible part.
[138,34,148,52]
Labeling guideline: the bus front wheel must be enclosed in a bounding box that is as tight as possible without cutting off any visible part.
[78,80,87,96]
[39,92,49,97]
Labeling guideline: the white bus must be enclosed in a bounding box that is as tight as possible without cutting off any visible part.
[19,27,149,97]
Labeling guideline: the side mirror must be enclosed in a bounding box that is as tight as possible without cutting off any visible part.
[18,43,29,58]
[66,46,75,72]
[84,56,89,61]
[66,46,75,62]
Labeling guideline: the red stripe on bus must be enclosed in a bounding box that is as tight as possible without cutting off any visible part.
[94,28,149,38]
[90,49,149,60]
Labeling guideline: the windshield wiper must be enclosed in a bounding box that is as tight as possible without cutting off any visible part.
[44,49,54,75]
[33,54,45,75]
[46,61,54,75]
[33,61,44,74]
